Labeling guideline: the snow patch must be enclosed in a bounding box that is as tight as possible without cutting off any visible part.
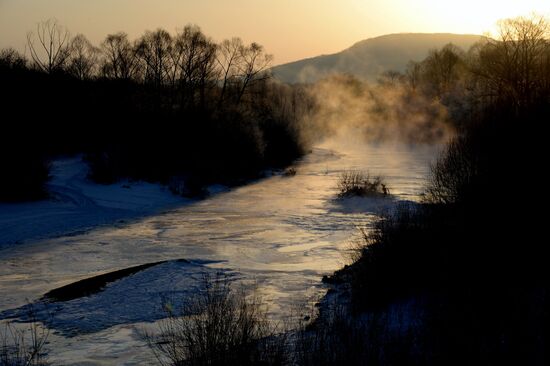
[1,260,229,336]
[0,156,187,247]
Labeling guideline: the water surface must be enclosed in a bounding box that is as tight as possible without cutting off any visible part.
[0,140,439,365]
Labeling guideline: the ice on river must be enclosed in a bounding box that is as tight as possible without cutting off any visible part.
[0,140,440,365]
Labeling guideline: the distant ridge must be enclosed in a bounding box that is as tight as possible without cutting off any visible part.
[272,33,484,83]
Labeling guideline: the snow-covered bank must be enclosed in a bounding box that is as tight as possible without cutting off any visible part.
[0,157,188,247]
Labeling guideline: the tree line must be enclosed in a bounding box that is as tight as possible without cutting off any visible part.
[378,15,550,121]
[20,20,271,97]
[0,20,313,200]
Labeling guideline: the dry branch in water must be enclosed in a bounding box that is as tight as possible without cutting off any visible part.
[337,170,390,198]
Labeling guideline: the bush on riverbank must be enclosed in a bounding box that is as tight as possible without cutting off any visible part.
[144,275,288,366]
[337,171,389,198]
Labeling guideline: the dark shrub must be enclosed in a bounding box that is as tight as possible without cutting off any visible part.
[144,275,288,366]
[0,310,49,366]
[337,171,390,198]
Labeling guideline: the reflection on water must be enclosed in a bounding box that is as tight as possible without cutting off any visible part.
[0,140,439,365]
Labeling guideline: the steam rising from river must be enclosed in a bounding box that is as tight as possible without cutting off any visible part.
[299,75,453,146]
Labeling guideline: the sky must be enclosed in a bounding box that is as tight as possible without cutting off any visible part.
[1,0,549,65]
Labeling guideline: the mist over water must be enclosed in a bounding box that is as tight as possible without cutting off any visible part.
[299,75,454,147]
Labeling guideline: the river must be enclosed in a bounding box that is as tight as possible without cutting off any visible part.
[0,139,439,365]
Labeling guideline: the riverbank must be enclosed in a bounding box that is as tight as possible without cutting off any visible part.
[0,156,190,247]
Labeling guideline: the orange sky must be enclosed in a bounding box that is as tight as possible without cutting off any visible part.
[1,0,549,65]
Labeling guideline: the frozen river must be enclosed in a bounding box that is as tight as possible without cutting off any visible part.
[0,139,439,365]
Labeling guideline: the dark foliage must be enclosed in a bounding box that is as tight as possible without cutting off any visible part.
[326,83,549,366]
[1,24,311,201]
[323,15,550,365]
[0,149,50,202]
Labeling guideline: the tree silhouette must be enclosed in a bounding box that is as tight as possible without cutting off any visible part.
[27,19,70,74]
[67,34,99,80]
[171,25,217,109]
[472,15,550,110]
[216,38,244,107]
[236,42,273,104]
[136,29,173,88]
[422,44,465,97]
[101,32,138,80]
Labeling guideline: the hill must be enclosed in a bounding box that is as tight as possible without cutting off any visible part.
[272,33,483,83]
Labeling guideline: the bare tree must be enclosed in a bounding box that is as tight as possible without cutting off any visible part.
[171,25,217,108]
[405,61,422,92]
[235,42,273,104]
[216,38,244,106]
[100,32,138,80]
[422,44,465,97]
[135,29,173,87]
[471,15,550,109]
[67,34,99,80]
[26,19,71,73]
[377,70,404,88]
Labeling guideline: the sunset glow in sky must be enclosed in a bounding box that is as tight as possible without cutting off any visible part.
[1,0,549,65]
